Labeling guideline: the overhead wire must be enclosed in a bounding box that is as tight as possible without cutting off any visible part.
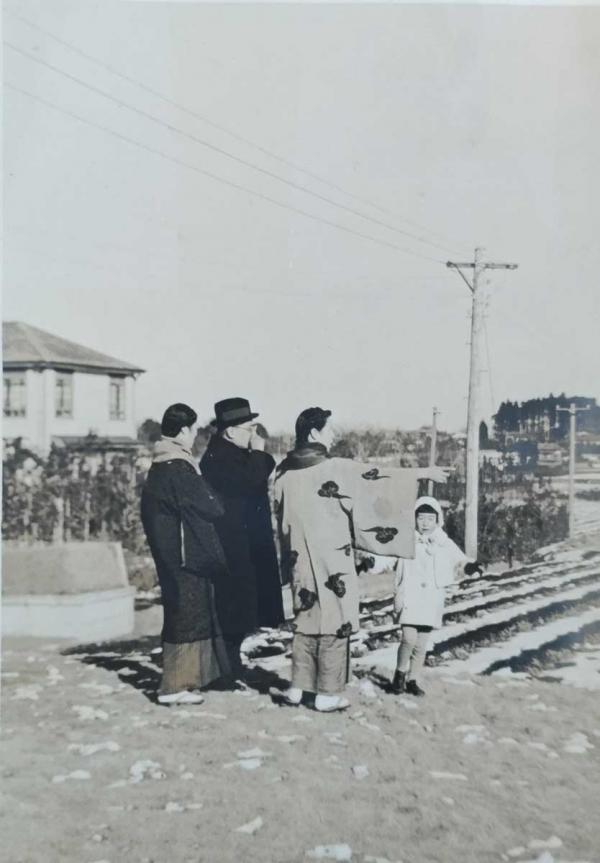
[5,40,459,257]
[5,81,445,264]
[6,10,471,254]
[6,231,440,300]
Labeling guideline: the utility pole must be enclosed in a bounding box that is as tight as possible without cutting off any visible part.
[556,402,589,538]
[428,407,440,496]
[447,248,518,559]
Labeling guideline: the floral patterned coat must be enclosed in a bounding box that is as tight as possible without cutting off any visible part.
[274,450,420,637]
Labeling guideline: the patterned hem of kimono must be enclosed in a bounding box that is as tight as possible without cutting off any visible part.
[159,637,231,695]
[291,632,350,695]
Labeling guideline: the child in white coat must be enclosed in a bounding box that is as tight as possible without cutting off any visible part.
[391,496,483,696]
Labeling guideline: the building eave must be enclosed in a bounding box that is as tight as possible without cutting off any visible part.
[3,360,145,376]
[51,435,142,451]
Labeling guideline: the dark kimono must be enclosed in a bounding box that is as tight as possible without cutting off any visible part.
[200,435,285,640]
[141,458,230,693]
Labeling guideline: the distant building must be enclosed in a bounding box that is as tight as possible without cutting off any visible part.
[537,442,564,472]
[3,322,145,454]
[479,449,504,468]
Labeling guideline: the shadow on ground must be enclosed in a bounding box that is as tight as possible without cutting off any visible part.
[62,635,162,702]
[61,637,290,705]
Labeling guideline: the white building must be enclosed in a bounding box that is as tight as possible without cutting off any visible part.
[3,322,145,454]
[479,449,504,468]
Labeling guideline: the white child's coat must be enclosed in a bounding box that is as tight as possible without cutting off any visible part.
[393,497,468,629]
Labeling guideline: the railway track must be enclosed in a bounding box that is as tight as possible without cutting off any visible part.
[245,543,600,688]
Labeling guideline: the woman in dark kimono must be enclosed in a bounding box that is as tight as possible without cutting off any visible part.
[141,403,231,705]
[200,397,285,678]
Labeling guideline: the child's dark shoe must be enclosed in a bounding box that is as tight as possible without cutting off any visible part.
[405,679,425,697]
[390,670,406,695]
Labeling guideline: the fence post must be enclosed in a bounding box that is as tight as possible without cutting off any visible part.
[25,489,33,542]
[64,496,71,542]
[83,492,91,541]
[54,497,64,544]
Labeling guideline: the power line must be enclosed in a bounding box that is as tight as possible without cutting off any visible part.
[6,10,470,253]
[5,81,443,264]
[6,232,440,300]
[9,222,444,285]
[5,41,457,256]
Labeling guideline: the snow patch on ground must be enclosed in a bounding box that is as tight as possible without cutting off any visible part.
[562,733,594,754]
[223,758,263,770]
[305,845,353,861]
[68,741,121,756]
[429,771,467,781]
[539,647,600,692]
[11,685,42,701]
[351,764,369,780]
[235,816,263,834]
[444,607,600,676]
[164,801,203,813]
[129,760,165,783]
[72,705,109,721]
[52,770,91,783]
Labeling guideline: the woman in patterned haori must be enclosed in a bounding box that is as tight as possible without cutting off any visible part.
[391,496,483,696]
[274,408,448,712]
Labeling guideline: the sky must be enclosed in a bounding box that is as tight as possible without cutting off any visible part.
[3,0,600,433]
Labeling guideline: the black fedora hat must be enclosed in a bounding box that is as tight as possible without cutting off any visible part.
[211,397,259,429]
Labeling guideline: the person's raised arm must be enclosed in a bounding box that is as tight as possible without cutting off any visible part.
[413,466,450,485]
[202,442,275,494]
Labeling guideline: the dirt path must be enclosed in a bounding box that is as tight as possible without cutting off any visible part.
[2,610,599,863]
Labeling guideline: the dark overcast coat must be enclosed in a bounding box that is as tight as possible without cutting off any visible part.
[200,436,285,639]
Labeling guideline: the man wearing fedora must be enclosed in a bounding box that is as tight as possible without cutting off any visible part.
[200,397,285,680]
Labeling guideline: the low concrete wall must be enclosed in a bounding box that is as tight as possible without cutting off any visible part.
[2,541,129,595]
[2,587,135,640]
[2,541,135,640]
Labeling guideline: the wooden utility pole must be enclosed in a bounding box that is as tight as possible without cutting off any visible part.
[428,407,440,496]
[556,402,589,538]
[447,248,518,558]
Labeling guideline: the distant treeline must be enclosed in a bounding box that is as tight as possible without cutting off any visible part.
[494,394,600,438]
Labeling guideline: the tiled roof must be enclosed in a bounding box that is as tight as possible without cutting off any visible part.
[2,322,145,374]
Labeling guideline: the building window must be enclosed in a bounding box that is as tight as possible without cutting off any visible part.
[109,376,126,420]
[3,372,27,417]
[55,372,73,418]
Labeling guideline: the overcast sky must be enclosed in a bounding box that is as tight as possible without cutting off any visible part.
[4,0,600,433]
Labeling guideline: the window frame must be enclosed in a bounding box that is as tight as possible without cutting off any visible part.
[55,371,74,419]
[3,371,27,418]
[109,375,126,421]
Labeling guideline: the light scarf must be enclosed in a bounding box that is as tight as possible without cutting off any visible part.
[416,526,451,556]
[152,436,200,474]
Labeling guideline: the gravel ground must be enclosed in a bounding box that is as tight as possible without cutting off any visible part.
[2,605,600,863]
